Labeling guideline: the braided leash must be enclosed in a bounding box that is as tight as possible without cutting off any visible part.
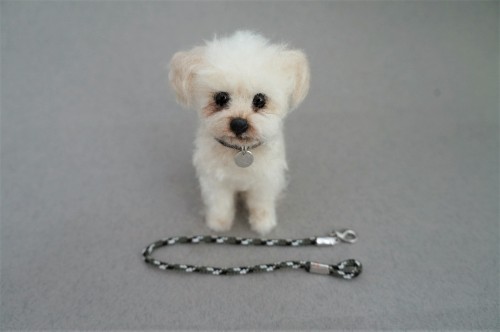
[142,229,362,279]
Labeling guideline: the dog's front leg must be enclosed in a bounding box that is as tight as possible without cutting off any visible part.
[246,185,279,235]
[199,176,235,232]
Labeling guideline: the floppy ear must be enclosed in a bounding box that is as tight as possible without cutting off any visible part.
[280,50,310,110]
[168,47,205,108]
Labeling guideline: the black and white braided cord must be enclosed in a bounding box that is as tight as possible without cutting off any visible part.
[142,232,362,279]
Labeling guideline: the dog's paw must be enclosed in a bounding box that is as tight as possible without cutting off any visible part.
[249,209,277,235]
[206,216,233,232]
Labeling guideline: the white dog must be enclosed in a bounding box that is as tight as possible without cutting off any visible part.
[169,31,310,234]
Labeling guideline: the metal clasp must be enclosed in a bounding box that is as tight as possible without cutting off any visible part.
[332,229,358,243]
[315,229,357,246]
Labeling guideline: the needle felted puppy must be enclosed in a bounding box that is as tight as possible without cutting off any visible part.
[169,31,310,234]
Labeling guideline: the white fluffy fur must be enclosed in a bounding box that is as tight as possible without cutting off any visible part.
[169,31,310,234]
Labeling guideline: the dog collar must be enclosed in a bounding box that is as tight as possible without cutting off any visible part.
[215,138,263,168]
[215,138,262,151]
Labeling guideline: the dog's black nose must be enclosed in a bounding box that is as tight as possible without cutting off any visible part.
[230,118,248,136]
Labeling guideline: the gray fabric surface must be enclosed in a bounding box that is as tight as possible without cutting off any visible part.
[1,1,498,330]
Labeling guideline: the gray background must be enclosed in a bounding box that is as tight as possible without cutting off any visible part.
[1,1,498,330]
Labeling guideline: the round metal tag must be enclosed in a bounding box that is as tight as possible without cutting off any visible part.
[234,150,254,168]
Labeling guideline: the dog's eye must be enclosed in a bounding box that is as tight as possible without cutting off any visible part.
[252,93,266,109]
[214,92,230,107]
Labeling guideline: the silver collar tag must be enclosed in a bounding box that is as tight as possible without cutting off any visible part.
[215,139,262,168]
[234,146,254,168]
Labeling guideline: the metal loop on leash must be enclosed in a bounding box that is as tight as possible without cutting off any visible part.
[142,230,362,280]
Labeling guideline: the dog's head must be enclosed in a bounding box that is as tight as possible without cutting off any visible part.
[169,31,310,147]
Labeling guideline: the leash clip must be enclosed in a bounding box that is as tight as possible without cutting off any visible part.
[315,229,358,246]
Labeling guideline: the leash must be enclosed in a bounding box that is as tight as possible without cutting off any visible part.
[142,229,362,279]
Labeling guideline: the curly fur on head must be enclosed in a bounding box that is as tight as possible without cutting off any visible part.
[169,30,310,234]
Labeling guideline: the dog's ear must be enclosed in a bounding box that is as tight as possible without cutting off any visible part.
[280,50,310,110]
[169,47,205,108]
